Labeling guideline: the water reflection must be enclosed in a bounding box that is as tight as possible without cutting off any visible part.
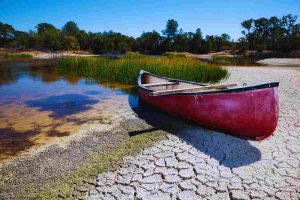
[0,59,134,163]
[0,127,37,158]
[85,90,103,95]
[27,94,99,118]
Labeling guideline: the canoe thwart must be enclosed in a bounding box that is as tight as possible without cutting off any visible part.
[150,83,237,96]
[141,81,179,87]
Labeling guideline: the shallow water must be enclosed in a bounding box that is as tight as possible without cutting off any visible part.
[0,58,137,163]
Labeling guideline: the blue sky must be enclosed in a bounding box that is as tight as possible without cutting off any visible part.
[0,0,299,40]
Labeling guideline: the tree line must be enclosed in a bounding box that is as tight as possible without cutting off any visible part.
[239,14,300,54]
[0,14,299,55]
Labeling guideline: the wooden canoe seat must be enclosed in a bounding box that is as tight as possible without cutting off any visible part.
[150,83,237,96]
[141,81,179,87]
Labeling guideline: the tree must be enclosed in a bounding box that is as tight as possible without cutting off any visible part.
[11,31,30,49]
[221,33,230,41]
[77,30,88,50]
[63,35,79,50]
[161,19,179,51]
[281,14,297,36]
[37,29,62,50]
[253,17,269,50]
[62,21,80,36]
[1,16,299,55]
[0,22,15,46]
[240,14,300,53]
[290,23,300,51]
[220,33,231,50]
[241,19,254,50]
[190,28,203,53]
[35,23,57,34]
[137,31,162,54]
[88,31,135,54]
[162,19,178,40]
[173,32,190,52]
[281,14,298,52]
[268,16,283,50]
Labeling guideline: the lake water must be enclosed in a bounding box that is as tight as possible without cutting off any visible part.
[0,58,137,164]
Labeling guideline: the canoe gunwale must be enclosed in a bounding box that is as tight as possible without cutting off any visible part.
[138,70,279,95]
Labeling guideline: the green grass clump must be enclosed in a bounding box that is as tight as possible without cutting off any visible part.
[57,55,228,84]
[2,53,33,58]
[212,55,234,63]
[124,51,145,58]
[162,52,187,57]
[212,55,256,65]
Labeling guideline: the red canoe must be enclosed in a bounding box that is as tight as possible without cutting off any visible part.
[138,70,279,140]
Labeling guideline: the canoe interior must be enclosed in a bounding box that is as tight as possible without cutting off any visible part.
[140,73,214,92]
[139,71,279,95]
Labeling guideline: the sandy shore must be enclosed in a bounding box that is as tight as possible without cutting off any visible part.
[0,49,95,59]
[257,58,300,66]
[186,52,233,61]
[32,52,96,59]
[1,66,300,199]
[85,66,300,200]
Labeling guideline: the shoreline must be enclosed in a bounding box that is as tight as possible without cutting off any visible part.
[0,96,166,199]
[1,48,300,67]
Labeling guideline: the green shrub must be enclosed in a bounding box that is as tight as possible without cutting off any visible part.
[2,53,33,58]
[124,52,145,58]
[162,52,187,58]
[212,55,255,65]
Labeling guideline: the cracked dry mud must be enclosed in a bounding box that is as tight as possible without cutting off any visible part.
[81,67,300,200]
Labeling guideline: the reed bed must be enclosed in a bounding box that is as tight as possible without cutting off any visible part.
[56,55,229,85]
[161,52,187,57]
[1,53,33,58]
[211,55,257,66]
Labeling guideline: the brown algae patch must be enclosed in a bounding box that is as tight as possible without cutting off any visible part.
[0,95,121,165]
[0,127,37,161]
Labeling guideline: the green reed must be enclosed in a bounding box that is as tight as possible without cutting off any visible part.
[161,52,187,57]
[56,55,229,85]
[2,53,33,58]
[211,55,257,66]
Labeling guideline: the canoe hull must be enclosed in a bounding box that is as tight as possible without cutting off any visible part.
[139,86,279,140]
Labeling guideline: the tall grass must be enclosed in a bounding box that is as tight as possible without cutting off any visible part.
[211,55,258,66]
[56,56,229,85]
[161,52,187,58]
[1,53,33,58]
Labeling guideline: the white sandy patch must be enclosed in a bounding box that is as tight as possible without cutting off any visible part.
[257,58,300,66]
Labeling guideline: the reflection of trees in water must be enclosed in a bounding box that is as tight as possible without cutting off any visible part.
[0,66,20,86]
[0,59,138,95]
[0,59,81,86]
